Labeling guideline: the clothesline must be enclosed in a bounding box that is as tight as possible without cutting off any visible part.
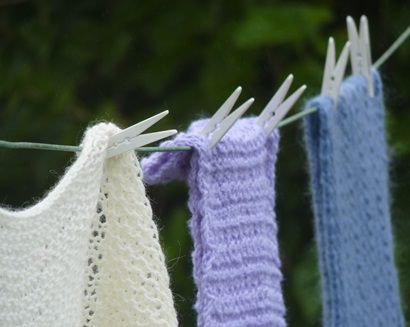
[0,108,317,153]
[0,24,409,154]
[373,24,410,69]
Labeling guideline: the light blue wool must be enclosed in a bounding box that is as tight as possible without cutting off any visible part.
[303,70,404,327]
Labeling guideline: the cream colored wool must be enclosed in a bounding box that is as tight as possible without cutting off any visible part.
[0,123,178,327]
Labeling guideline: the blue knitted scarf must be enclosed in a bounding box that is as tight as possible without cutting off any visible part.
[303,70,404,326]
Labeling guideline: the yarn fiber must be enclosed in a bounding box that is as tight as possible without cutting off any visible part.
[0,123,178,327]
[142,118,286,327]
[303,70,404,327]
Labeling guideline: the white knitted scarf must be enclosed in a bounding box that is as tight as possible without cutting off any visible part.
[0,123,178,327]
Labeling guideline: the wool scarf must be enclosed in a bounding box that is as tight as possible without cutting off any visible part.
[0,123,178,327]
[303,70,404,326]
[142,118,286,327]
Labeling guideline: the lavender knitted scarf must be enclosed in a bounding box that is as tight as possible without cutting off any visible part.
[303,70,404,326]
[141,118,286,327]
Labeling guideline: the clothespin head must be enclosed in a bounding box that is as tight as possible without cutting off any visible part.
[347,15,374,97]
[256,74,306,136]
[200,87,254,148]
[256,74,294,127]
[106,110,177,158]
[200,87,242,137]
[321,37,351,105]
[263,85,306,136]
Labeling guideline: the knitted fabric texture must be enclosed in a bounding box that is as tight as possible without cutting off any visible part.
[0,123,178,327]
[141,118,286,327]
[303,70,404,327]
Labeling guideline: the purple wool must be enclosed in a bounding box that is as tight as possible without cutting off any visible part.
[141,118,286,327]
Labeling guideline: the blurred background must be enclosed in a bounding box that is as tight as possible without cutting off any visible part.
[0,0,409,326]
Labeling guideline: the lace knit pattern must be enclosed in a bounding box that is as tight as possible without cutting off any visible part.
[0,123,178,327]
[84,134,178,327]
[303,70,404,326]
[142,118,286,327]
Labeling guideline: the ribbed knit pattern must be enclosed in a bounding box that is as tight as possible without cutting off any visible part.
[142,118,286,327]
[0,123,178,327]
[303,70,404,327]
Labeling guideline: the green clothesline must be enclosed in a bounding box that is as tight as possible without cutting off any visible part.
[0,108,317,153]
[0,23,409,154]
[373,25,410,69]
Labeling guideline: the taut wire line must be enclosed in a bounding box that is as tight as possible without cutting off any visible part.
[0,23,409,154]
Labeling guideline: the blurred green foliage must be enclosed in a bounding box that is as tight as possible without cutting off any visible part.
[0,1,409,326]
